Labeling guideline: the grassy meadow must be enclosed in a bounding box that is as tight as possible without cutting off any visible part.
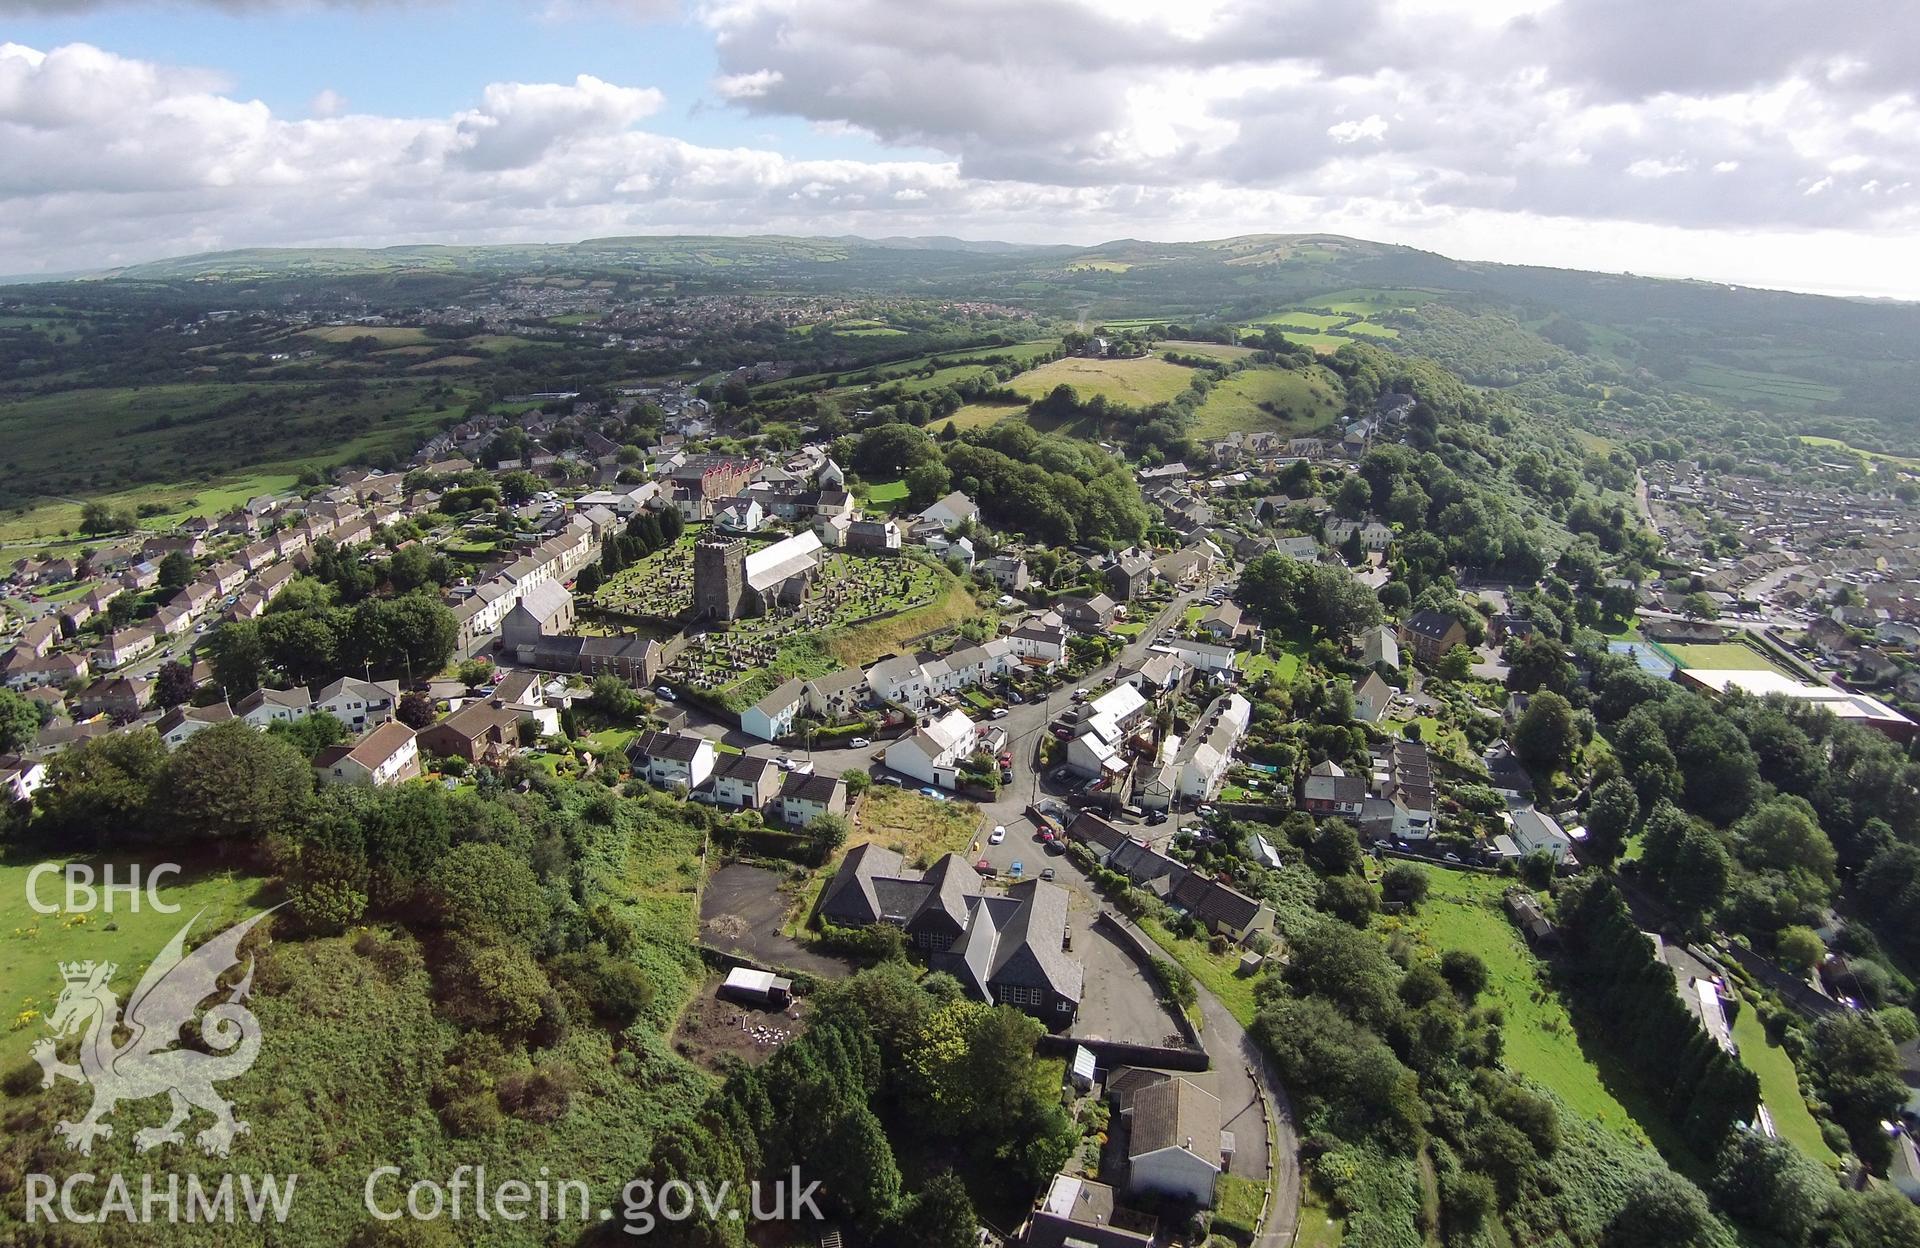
[1191,366,1343,439]
[1008,355,1198,406]
[1,856,274,1068]
[1377,870,1651,1145]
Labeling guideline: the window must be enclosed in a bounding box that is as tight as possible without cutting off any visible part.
[997,984,1041,1008]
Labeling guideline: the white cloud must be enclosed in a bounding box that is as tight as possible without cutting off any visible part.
[1327,115,1388,144]
[309,87,346,117]
[3,0,1920,297]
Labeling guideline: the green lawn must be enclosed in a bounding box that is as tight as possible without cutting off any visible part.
[1215,1173,1265,1239]
[1295,1192,1346,1248]
[1379,871,1650,1145]
[1235,644,1302,684]
[1660,642,1788,674]
[1008,355,1199,407]
[866,478,909,504]
[1160,339,1257,363]
[1139,916,1259,1028]
[1731,1003,1839,1167]
[1,856,274,1067]
[1191,367,1343,440]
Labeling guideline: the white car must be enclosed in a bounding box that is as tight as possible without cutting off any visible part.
[775,756,796,771]
[996,594,1016,608]
[990,707,1009,720]
[849,737,872,748]
[989,826,1007,844]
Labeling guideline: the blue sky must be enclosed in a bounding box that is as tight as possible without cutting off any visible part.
[2,0,1917,296]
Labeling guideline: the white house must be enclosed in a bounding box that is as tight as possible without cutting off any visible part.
[236,686,312,727]
[156,702,235,749]
[1126,1077,1224,1207]
[741,679,806,742]
[1164,638,1237,673]
[313,722,421,788]
[1176,692,1250,801]
[884,709,977,788]
[917,491,979,531]
[1009,622,1068,668]
[311,676,400,733]
[630,730,717,792]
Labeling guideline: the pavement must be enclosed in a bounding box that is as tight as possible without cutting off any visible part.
[699,862,854,979]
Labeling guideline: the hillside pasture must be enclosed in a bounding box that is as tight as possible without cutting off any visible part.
[945,401,1026,431]
[1160,339,1257,362]
[1191,367,1343,439]
[0,857,273,1067]
[1008,355,1198,407]
[1253,310,1349,331]
[1378,870,1652,1145]
[1683,363,1841,407]
[300,324,432,347]
[0,380,462,539]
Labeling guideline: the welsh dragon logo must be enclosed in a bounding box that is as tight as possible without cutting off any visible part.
[31,908,276,1158]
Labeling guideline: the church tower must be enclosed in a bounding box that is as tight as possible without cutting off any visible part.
[693,535,746,622]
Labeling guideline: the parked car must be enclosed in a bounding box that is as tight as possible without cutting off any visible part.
[976,858,996,877]
[1010,861,1024,879]
[1072,688,1089,702]
[989,707,1009,720]
[989,825,1007,844]
[774,756,796,770]
[1145,811,1168,826]
[1040,867,1057,882]
[654,686,677,702]
[1006,690,1025,704]
[877,775,903,786]
[1001,768,1014,783]
[849,736,872,748]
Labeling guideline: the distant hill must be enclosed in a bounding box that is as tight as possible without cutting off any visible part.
[12,229,1920,453]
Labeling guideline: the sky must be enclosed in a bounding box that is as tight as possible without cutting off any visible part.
[1,0,1917,297]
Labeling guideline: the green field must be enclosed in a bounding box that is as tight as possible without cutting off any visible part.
[1311,287,1435,315]
[1253,310,1349,331]
[1008,355,1198,407]
[1379,871,1650,1144]
[1191,366,1343,439]
[1660,641,1788,675]
[1683,363,1841,407]
[300,325,432,347]
[944,401,1026,431]
[1243,328,1351,353]
[866,478,910,504]
[0,380,463,540]
[1799,436,1920,470]
[1159,339,1257,362]
[1,856,274,1067]
[1731,1003,1838,1166]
